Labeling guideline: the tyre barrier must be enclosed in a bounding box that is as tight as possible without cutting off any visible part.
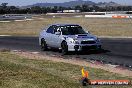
[112,15,128,18]
[85,15,132,18]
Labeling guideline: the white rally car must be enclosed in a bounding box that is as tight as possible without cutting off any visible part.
[39,24,101,54]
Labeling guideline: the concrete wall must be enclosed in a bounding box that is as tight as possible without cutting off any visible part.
[85,14,132,18]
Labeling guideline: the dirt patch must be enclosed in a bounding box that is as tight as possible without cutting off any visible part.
[12,50,132,77]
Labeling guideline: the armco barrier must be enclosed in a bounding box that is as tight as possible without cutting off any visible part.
[85,15,111,18]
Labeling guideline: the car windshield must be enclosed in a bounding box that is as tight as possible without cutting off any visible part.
[60,25,87,35]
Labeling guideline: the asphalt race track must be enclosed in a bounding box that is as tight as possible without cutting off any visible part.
[0,36,132,67]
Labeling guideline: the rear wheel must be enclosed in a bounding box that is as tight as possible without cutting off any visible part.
[61,41,68,55]
[41,39,48,51]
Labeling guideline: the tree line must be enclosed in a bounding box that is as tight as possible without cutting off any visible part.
[0,3,132,14]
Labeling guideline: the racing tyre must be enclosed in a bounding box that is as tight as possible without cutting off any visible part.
[96,45,102,52]
[41,39,48,51]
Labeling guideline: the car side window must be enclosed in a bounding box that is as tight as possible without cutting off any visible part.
[46,26,58,34]
[46,26,54,34]
[52,26,58,34]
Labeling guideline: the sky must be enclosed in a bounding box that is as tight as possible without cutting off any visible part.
[0,0,132,6]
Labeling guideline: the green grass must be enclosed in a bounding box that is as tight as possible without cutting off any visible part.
[0,52,132,88]
[0,17,132,36]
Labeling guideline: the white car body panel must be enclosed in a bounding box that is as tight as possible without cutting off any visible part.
[39,24,101,51]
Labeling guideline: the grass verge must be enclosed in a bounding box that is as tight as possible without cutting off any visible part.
[0,17,132,36]
[0,52,132,88]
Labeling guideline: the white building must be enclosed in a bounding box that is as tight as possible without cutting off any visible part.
[63,10,80,13]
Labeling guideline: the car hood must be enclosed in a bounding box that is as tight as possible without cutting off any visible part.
[65,34,97,41]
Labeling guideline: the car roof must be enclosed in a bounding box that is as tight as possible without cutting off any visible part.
[51,24,80,26]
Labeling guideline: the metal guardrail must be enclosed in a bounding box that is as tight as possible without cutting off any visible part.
[85,14,132,18]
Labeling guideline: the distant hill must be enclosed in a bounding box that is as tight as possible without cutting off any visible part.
[97,1,120,7]
[22,0,120,8]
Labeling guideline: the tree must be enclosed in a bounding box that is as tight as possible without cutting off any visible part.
[92,5,100,12]
[75,5,81,10]
[1,3,8,8]
[82,5,89,12]
[58,6,64,11]
[51,6,58,13]
[31,6,42,14]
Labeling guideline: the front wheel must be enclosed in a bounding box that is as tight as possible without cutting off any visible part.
[61,42,68,55]
[96,45,102,53]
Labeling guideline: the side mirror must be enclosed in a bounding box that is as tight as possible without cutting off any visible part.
[55,32,61,35]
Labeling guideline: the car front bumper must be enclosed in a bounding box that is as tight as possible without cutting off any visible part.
[68,43,101,51]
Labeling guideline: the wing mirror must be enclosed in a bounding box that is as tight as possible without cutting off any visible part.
[55,32,61,35]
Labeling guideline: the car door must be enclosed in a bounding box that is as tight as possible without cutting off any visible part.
[50,26,62,48]
[44,26,54,47]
